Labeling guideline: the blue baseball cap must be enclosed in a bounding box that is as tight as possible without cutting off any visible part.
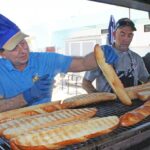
[115,18,136,31]
[0,14,28,51]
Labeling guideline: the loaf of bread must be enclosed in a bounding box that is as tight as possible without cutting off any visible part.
[120,100,150,126]
[143,100,150,106]
[10,142,21,150]
[61,92,116,108]
[10,116,119,150]
[0,108,97,139]
[136,91,150,101]
[125,82,150,100]
[94,44,132,105]
[0,100,61,123]
[0,92,116,123]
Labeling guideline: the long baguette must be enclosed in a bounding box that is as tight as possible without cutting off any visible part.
[0,92,116,123]
[61,92,116,108]
[125,82,150,100]
[0,101,61,123]
[10,116,119,150]
[11,142,21,150]
[94,44,132,105]
[1,108,97,139]
[120,100,150,126]
[137,91,150,101]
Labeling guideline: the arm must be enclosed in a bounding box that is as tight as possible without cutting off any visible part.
[68,44,118,72]
[0,95,27,112]
[82,78,98,93]
[0,74,50,112]
[68,52,97,72]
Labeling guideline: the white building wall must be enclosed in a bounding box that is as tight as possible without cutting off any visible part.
[65,21,150,57]
[65,28,102,56]
[131,23,150,56]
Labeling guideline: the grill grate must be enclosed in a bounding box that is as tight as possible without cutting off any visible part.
[62,99,150,150]
[0,138,10,150]
[0,99,150,150]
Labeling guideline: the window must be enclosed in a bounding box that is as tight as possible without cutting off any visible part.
[144,24,150,32]
[101,29,108,34]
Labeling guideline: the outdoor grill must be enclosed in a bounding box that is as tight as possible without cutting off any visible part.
[65,99,150,150]
[0,99,150,150]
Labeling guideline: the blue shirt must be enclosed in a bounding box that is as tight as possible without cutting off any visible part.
[0,52,72,105]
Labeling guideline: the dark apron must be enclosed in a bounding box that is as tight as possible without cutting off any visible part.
[110,51,141,93]
[116,51,143,87]
[117,70,134,87]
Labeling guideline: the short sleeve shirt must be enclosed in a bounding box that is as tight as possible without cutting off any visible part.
[0,52,72,105]
[84,49,149,92]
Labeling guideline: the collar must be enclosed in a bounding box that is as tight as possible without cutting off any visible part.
[2,55,33,71]
[112,44,131,56]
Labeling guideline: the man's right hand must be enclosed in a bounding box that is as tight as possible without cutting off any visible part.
[23,74,51,105]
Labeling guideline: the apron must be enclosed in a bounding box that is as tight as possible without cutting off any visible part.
[117,51,141,87]
[110,51,140,93]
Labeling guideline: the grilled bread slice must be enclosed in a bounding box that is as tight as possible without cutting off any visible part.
[94,44,132,105]
[125,82,150,100]
[61,92,116,108]
[10,116,119,150]
[0,92,116,123]
[120,100,150,126]
[137,91,150,101]
[1,108,97,139]
[0,101,61,123]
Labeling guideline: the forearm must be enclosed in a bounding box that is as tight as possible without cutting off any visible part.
[82,79,98,93]
[69,52,98,72]
[0,94,27,112]
[82,52,97,70]
[68,44,118,72]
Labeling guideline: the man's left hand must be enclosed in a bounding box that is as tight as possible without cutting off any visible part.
[102,45,118,64]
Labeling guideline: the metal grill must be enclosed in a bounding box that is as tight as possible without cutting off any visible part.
[0,99,150,150]
[0,138,10,150]
[63,99,150,150]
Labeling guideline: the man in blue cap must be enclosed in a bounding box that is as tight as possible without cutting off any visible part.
[82,18,149,93]
[0,14,118,112]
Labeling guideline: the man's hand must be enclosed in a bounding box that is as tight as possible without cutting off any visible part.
[82,78,98,94]
[23,74,51,105]
[102,45,118,64]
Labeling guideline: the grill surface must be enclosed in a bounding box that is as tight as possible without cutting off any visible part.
[0,99,150,150]
[63,99,150,150]
[0,138,10,150]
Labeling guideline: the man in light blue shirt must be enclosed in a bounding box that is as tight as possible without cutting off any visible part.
[82,18,149,93]
[0,14,118,112]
